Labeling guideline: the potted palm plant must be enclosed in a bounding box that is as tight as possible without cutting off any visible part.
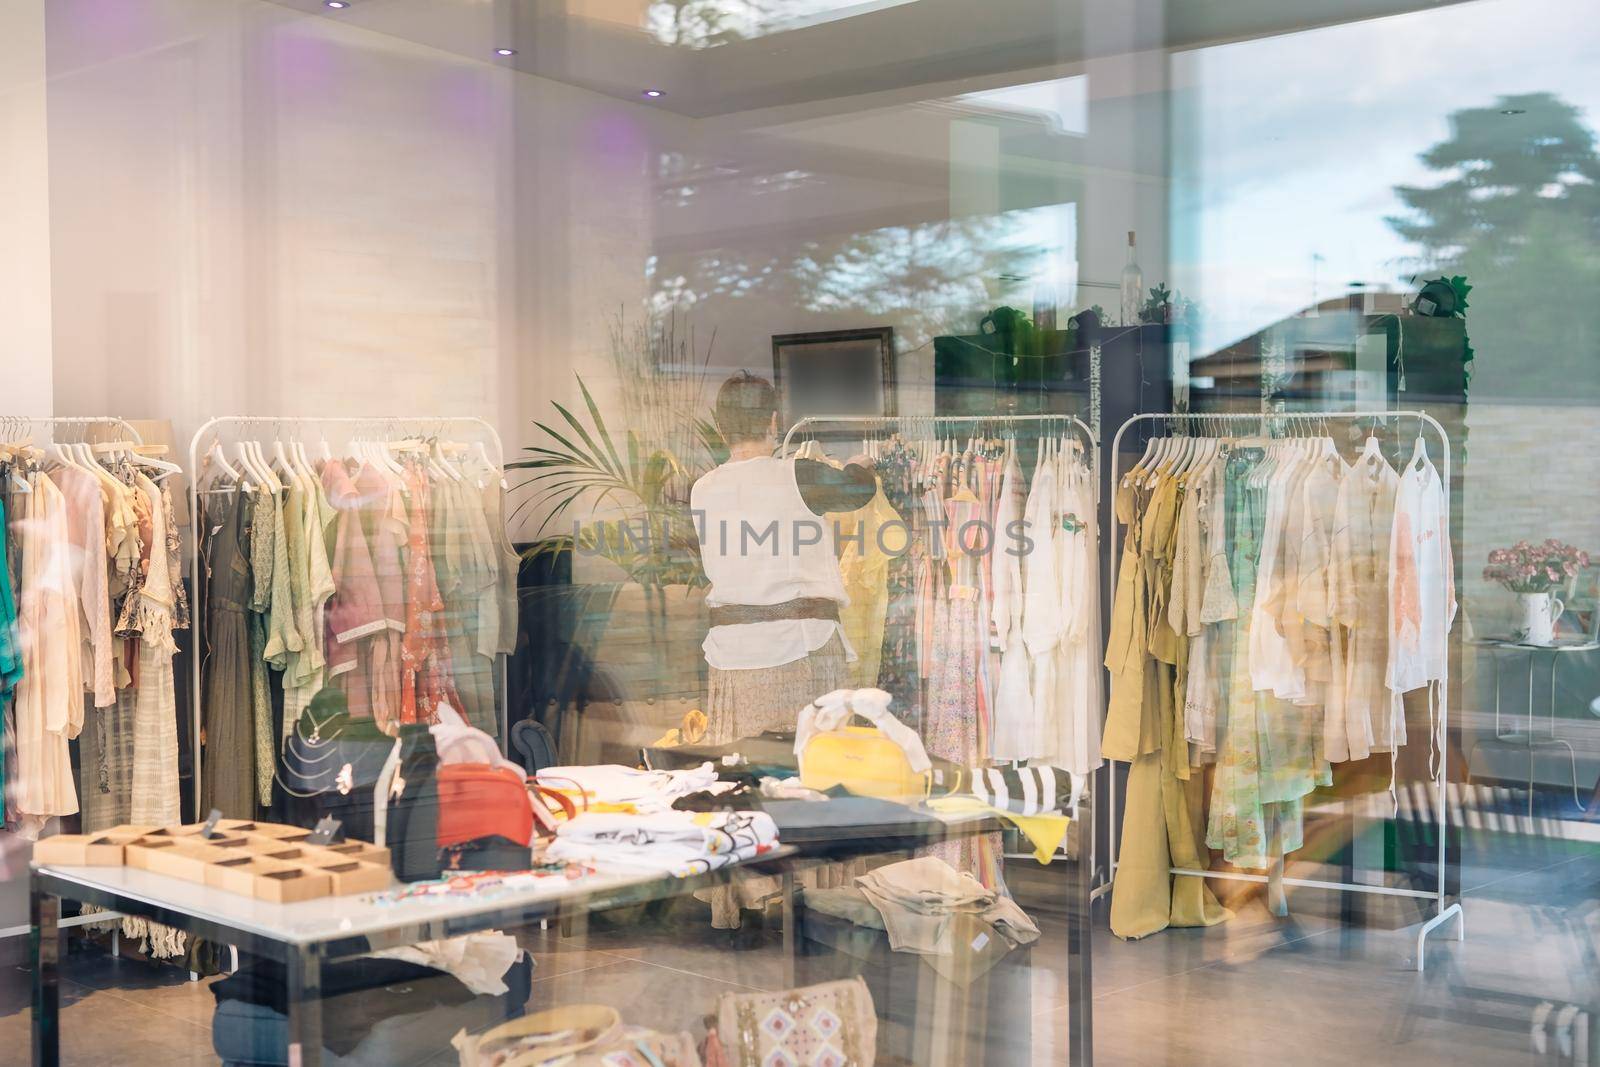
[511,311,724,756]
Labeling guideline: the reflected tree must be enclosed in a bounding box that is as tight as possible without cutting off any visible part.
[651,214,1051,352]
[1388,92,1600,399]
[646,0,781,47]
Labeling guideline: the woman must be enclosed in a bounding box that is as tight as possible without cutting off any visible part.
[692,372,877,744]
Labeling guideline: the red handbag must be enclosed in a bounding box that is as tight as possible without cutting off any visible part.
[435,763,534,849]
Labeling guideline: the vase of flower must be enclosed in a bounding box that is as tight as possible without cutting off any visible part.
[1517,591,1564,646]
[1485,539,1589,645]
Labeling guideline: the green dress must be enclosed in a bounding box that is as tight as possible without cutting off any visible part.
[1206,450,1333,870]
[0,493,21,819]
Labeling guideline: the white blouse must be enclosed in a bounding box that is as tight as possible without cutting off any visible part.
[692,456,851,671]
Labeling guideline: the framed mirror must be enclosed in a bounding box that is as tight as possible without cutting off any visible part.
[772,326,896,428]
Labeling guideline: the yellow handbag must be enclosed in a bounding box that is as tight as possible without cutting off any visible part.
[799,721,931,800]
[796,688,934,802]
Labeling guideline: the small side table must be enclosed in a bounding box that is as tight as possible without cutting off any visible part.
[1464,636,1595,816]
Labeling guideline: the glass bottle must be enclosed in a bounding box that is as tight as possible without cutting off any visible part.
[1120,230,1143,326]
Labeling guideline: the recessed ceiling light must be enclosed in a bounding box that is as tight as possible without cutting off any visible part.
[643,89,664,98]
[324,0,348,8]
[1501,108,1526,115]
[496,48,517,56]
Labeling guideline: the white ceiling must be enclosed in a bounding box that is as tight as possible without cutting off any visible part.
[263,0,1470,117]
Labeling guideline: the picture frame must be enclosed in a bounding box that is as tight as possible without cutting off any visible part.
[771,327,896,429]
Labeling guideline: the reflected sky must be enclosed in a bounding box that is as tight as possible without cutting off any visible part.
[1173,0,1600,354]
[645,0,921,48]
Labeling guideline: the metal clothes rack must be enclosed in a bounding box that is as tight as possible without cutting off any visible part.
[0,415,145,445]
[1102,408,1464,972]
[785,410,1099,1066]
[784,410,1100,861]
[781,411,1096,458]
[185,415,509,814]
[0,417,145,943]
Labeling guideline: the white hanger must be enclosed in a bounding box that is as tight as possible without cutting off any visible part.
[232,441,260,485]
[1127,433,1160,483]
[49,439,83,471]
[1357,433,1385,479]
[248,440,278,490]
[270,438,298,483]
[206,437,242,483]
[290,439,317,482]
[5,438,33,494]
[468,440,504,490]
[244,440,280,491]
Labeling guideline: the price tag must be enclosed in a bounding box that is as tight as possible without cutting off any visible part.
[307,817,343,846]
[200,809,223,839]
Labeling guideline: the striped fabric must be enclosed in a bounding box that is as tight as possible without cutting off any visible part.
[972,765,1072,815]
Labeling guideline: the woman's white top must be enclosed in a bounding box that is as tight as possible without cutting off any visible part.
[1386,445,1456,694]
[691,456,851,671]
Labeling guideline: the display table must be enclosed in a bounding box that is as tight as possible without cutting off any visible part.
[32,801,1093,1067]
[29,850,793,1067]
[1464,635,1598,815]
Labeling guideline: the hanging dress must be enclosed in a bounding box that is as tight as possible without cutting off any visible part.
[201,487,256,818]
[14,472,84,824]
[129,472,184,825]
[0,490,23,821]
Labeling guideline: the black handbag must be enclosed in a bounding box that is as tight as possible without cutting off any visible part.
[385,724,443,882]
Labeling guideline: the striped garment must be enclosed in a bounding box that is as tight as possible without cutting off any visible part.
[971,765,1073,815]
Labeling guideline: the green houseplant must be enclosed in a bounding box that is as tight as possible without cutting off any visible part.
[509,312,725,745]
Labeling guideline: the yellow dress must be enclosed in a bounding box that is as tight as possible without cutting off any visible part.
[829,486,904,689]
[1108,465,1229,940]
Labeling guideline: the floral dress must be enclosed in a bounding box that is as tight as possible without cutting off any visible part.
[1206,447,1304,869]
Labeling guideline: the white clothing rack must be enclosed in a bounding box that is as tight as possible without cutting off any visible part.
[0,416,145,943]
[1103,408,1464,972]
[0,415,144,444]
[783,410,1099,869]
[781,411,1096,459]
[185,415,510,814]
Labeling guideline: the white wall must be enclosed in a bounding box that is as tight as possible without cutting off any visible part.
[37,0,1168,538]
[0,0,54,415]
[41,0,672,537]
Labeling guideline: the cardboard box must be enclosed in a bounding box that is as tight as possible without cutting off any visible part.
[125,839,219,882]
[247,841,312,863]
[33,833,132,866]
[205,856,331,903]
[142,823,209,840]
[311,841,392,868]
[249,823,316,840]
[307,858,392,896]
[102,824,158,839]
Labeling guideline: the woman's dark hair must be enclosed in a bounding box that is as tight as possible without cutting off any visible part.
[713,372,778,445]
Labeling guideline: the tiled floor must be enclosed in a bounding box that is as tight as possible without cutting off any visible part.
[2,800,1596,1065]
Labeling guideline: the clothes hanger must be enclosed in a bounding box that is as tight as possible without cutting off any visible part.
[249,439,282,490]
[49,438,84,471]
[206,436,243,484]
[233,441,263,487]
[5,428,34,494]
[1409,432,1429,471]
[1127,432,1159,482]
[269,432,299,483]
[100,440,182,481]
[290,438,318,482]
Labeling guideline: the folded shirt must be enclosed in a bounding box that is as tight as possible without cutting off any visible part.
[545,810,779,876]
[536,763,728,814]
[855,857,1040,957]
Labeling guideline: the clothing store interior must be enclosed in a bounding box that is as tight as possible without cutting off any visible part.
[3,0,1599,1064]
